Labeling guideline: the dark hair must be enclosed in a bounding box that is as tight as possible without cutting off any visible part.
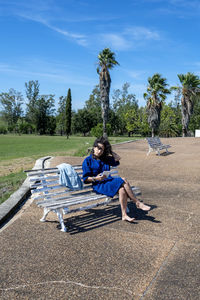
[91,136,112,160]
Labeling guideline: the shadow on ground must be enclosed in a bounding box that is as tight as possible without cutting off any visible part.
[50,203,161,234]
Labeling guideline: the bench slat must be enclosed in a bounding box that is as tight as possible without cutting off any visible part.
[36,186,141,207]
[38,194,108,209]
[33,185,93,200]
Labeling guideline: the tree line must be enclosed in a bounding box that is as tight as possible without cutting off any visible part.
[1,48,200,137]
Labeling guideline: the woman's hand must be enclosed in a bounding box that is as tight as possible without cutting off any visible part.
[95,173,107,181]
[87,174,107,183]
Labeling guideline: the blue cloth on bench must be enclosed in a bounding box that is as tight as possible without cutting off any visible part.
[57,163,83,190]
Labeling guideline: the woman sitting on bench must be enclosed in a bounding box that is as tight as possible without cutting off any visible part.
[82,137,150,223]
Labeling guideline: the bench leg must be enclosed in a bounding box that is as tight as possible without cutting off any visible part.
[56,209,67,232]
[156,149,160,156]
[40,207,51,222]
[147,147,152,156]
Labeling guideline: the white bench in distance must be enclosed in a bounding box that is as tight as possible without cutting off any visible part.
[25,165,141,232]
[146,137,171,156]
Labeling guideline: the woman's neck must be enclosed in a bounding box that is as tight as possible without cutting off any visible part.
[93,155,101,160]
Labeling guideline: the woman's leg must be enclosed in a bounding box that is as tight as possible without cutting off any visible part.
[119,186,135,222]
[122,178,150,211]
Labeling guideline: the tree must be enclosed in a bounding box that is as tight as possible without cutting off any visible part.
[124,107,139,136]
[46,116,56,135]
[25,80,56,135]
[57,96,66,136]
[25,80,40,125]
[107,109,120,135]
[112,82,138,135]
[137,107,151,136]
[72,108,94,136]
[35,95,55,135]
[144,73,170,137]
[177,72,200,137]
[159,103,180,137]
[97,48,119,138]
[65,88,72,138]
[169,89,182,136]
[91,123,112,138]
[0,88,23,130]
[17,119,35,134]
[85,85,102,125]
[189,97,200,135]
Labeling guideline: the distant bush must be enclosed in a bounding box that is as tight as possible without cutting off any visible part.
[18,121,36,134]
[0,126,7,134]
[91,123,112,137]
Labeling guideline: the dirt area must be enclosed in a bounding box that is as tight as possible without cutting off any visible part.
[1,137,200,300]
[0,158,36,177]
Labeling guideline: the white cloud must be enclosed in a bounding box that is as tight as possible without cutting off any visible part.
[0,60,95,87]
[124,69,147,79]
[99,33,131,51]
[97,26,161,51]
[0,1,89,47]
[16,12,89,46]
[1,0,163,52]
[124,26,160,40]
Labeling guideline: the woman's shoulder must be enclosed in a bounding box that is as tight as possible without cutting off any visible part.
[83,154,93,164]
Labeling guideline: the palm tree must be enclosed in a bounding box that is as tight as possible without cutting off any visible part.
[177,72,200,137]
[144,73,170,137]
[97,48,119,138]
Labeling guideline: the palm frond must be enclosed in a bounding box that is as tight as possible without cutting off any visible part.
[97,48,119,70]
[144,73,170,109]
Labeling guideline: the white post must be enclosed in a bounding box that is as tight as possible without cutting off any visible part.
[195,129,200,137]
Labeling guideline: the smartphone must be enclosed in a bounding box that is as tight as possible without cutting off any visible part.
[101,171,112,177]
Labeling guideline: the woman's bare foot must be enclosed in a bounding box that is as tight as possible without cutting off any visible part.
[136,201,150,211]
[122,215,136,222]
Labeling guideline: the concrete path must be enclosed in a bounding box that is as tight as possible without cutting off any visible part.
[0,138,199,300]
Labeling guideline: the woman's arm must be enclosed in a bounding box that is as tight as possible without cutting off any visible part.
[82,156,107,183]
[85,174,107,183]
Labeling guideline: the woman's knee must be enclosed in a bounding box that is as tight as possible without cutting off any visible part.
[122,177,129,184]
[119,186,126,195]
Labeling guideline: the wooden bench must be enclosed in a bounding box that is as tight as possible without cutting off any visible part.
[146,137,171,156]
[25,165,141,232]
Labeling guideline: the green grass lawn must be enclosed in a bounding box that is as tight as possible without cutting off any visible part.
[0,134,141,161]
[0,135,93,161]
[0,134,141,204]
[0,171,26,204]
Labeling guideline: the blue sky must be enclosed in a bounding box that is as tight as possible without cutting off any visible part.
[0,0,200,111]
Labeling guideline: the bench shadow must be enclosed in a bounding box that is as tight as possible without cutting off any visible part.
[58,202,161,234]
[158,151,175,156]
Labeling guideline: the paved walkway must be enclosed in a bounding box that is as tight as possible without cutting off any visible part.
[0,138,199,300]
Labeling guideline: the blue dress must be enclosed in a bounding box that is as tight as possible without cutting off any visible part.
[82,154,124,198]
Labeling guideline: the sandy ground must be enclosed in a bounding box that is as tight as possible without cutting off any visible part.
[0,137,200,300]
[0,157,36,177]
